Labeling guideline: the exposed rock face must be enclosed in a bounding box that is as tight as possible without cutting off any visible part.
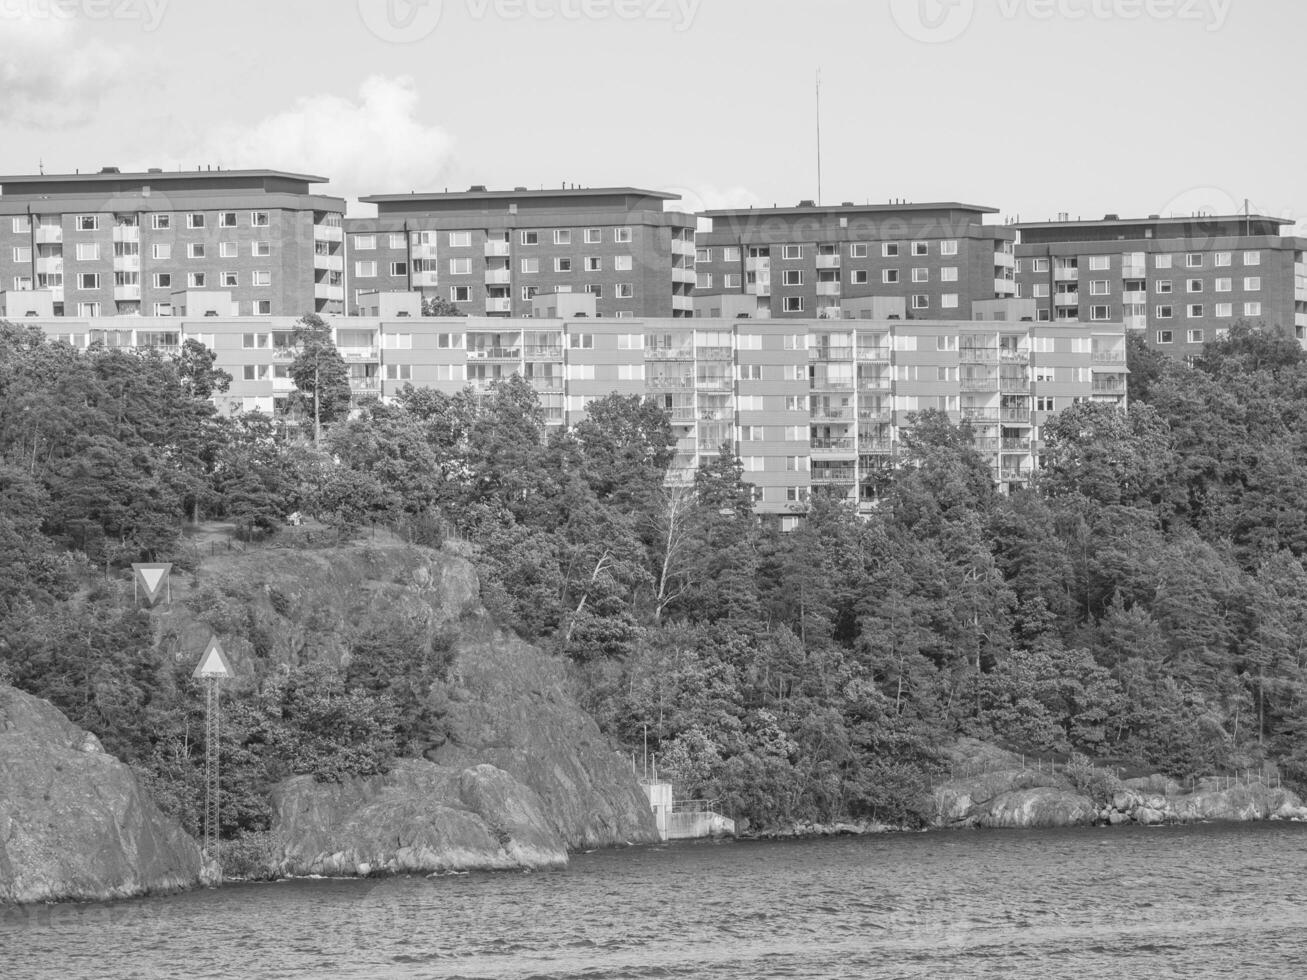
[269,760,567,876]
[972,787,1096,829]
[0,685,201,904]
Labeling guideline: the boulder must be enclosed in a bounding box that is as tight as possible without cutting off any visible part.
[0,685,201,904]
[973,787,1096,829]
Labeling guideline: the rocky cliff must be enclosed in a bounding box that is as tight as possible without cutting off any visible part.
[0,684,202,904]
[932,738,1307,830]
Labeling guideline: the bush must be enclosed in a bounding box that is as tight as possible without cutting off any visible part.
[1062,752,1123,806]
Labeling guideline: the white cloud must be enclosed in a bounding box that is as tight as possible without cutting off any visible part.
[0,14,126,128]
[169,76,453,213]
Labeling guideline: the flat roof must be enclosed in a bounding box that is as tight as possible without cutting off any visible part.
[0,168,330,185]
[1015,213,1293,230]
[703,202,999,217]
[360,186,680,204]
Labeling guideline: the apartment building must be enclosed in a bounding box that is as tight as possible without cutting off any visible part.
[10,293,1123,524]
[344,186,696,318]
[693,202,1017,320]
[1014,213,1307,358]
[0,168,346,318]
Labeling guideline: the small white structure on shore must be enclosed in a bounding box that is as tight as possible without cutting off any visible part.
[639,779,735,841]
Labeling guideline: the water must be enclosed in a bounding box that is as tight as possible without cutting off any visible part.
[5,823,1306,979]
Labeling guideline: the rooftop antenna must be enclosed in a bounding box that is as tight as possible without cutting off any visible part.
[815,68,823,207]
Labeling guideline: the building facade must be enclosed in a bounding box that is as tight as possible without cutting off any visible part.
[1014,213,1307,359]
[694,202,1017,320]
[11,298,1124,524]
[344,186,696,319]
[0,168,346,318]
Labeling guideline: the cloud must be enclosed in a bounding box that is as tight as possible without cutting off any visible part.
[0,15,126,128]
[170,75,454,213]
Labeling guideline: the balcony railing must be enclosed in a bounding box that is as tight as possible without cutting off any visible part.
[858,408,892,422]
[485,269,511,285]
[646,346,695,359]
[999,376,1029,393]
[350,379,382,393]
[811,379,855,390]
[960,348,998,363]
[811,470,856,484]
[1092,351,1127,363]
[112,225,139,243]
[1092,380,1126,394]
[695,346,733,360]
[525,345,564,358]
[857,378,892,392]
[1001,408,1032,423]
[487,298,512,313]
[484,240,510,257]
[646,377,695,390]
[1001,438,1032,451]
[313,225,344,243]
[960,378,997,391]
[810,437,856,453]
[858,438,893,452]
[34,225,62,244]
[467,347,521,360]
[815,254,841,269]
[810,345,854,361]
[998,349,1029,364]
[856,347,891,362]
[1054,291,1080,305]
[810,407,856,422]
[695,376,733,391]
[960,408,1001,422]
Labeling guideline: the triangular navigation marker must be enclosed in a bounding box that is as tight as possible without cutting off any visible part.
[132,562,172,603]
[193,637,235,680]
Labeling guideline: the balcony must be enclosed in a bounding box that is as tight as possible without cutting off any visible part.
[695,346,733,360]
[314,224,344,243]
[1054,267,1079,281]
[112,225,139,243]
[960,377,997,392]
[694,376,733,391]
[998,349,1029,364]
[313,253,344,272]
[816,254,841,269]
[672,294,695,312]
[1124,314,1147,331]
[994,251,1016,269]
[960,347,998,363]
[810,437,856,454]
[315,283,345,301]
[816,281,842,297]
[646,345,695,360]
[971,437,1000,452]
[525,344,564,359]
[1001,408,1032,423]
[671,266,696,284]
[34,224,62,243]
[35,257,63,275]
[999,375,1029,393]
[485,240,510,257]
[340,346,379,361]
[1092,378,1127,394]
[113,285,141,301]
[350,378,382,394]
[811,469,856,485]
[1092,350,1127,364]
[1000,469,1032,483]
[810,345,854,361]
[811,378,855,391]
[411,243,439,260]
[858,437,892,452]
[994,278,1017,295]
[412,271,439,287]
[467,347,521,361]
[646,376,694,390]
[671,238,696,257]
[856,346,891,362]
[745,256,770,271]
[1122,290,1147,305]
[527,376,563,393]
[1122,260,1146,277]
[858,407,892,422]
[810,406,855,422]
[664,467,697,487]
[113,255,141,273]
[1001,438,1032,452]
[272,377,294,393]
[1297,312,1307,329]
[1054,291,1079,306]
[485,268,511,285]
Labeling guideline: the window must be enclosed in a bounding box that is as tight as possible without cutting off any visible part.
[77,272,99,289]
[219,212,237,228]
[1214,303,1233,318]
[448,231,471,247]
[250,211,269,227]
[1187,304,1204,318]
[11,275,31,291]
[436,333,462,348]
[912,268,928,283]
[941,293,959,309]
[76,215,99,231]
[785,456,808,472]
[520,258,539,274]
[584,228,601,244]
[219,242,237,258]
[696,272,713,289]
[390,261,407,277]
[11,246,30,263]
[1244,301,1262,316]
[850,243,869,258]
[1156,280,1172,294]
[940,267,958,282]
[352,234,376,250]
[552,229,571,245]
[851,270,869,285]
[1157,330,1174,343]
[1090,305,1111,320]
[1185,253,1203,268]
[354,261,377,277]
[389,233,406,249]
[1214,277,1232,292]
[912,294,928,310]
[254,300,271,314]
[782,245,801,260]
[450,286,471,302]
[76,242,100,261]
[1244,277,1261,291]
[723,246,741,262]
[614,227,632,243]
[614,255,633,271]
[1188,329,1204,343]
[1031,258,1049,273]
[1032,283,1049,298]
[882,243,899,257]
[449,258,471,275]
[153,303,172,317]
[554,258,572,272]
[385,364,412,381]
[783,270,803,286]
[912,241,929,256]
[940,240,958,256]
[152,214,170,230]
[1155,305,1173,319]
[521,285,538,300]
[77,302,100,316]
[882,269,899,284]
[1215,252,1231,267]
[585,283,603,297]
[153,273,171,289]
[189,243,205,259]
[520,231,538,245]
[252,241,270,257]
[1090,280,1109,295]
[616,333,643,350]
[615,283,634,298]
[186,213,204,230]
[1186,279,1202,292]
[252,271,271,286]
[1155,254,1173,269]
[1036,397,1054,412]
[1088,255,1110,271]
[569,333,594,349]
[11,216,30,233]
[188,272,207,288]
[221,272,238,287]
[1243,250,1261,265]
[783,296,803,312]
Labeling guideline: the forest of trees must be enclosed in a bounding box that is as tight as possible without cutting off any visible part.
[3,316,1307,834]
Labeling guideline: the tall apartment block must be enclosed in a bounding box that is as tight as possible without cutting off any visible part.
[344,186,696,318]
[693,202,1017,319]
[1015,213,1307,359]
[8,292,1124,522]
[0,168,346,318]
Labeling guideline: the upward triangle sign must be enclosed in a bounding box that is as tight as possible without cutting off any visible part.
[132,563,172,604]
[193,637,234,680]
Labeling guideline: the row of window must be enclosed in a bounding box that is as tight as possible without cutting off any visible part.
[698,267,963,289]
[1156,329,1222,344]
[31,270,274,290]
[1030,276,1264,297]
[352,228,634,250]
[353,256,637,277]
[11,213,273,233]
[700,241,962,262]
[1025,251,1262,272]
[776,294,961,313]
[68,300,274,316]
[12,242,273,262]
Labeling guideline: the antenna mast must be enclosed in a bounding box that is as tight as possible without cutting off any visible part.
[815,68,823,206]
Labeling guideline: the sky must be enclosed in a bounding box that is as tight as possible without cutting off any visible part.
[0,0,1301,225]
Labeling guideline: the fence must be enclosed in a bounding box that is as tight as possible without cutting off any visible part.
[932,755,1284,792]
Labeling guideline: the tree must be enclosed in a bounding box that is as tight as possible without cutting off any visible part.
[421,296,467,317]
[176,337,232,401]
[287,314,351,444]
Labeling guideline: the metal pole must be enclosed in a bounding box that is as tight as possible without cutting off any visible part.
[203,677,221,884]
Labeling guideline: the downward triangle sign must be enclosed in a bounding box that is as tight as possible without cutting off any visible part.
[132,563,172,603]
[193,637,234,680]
